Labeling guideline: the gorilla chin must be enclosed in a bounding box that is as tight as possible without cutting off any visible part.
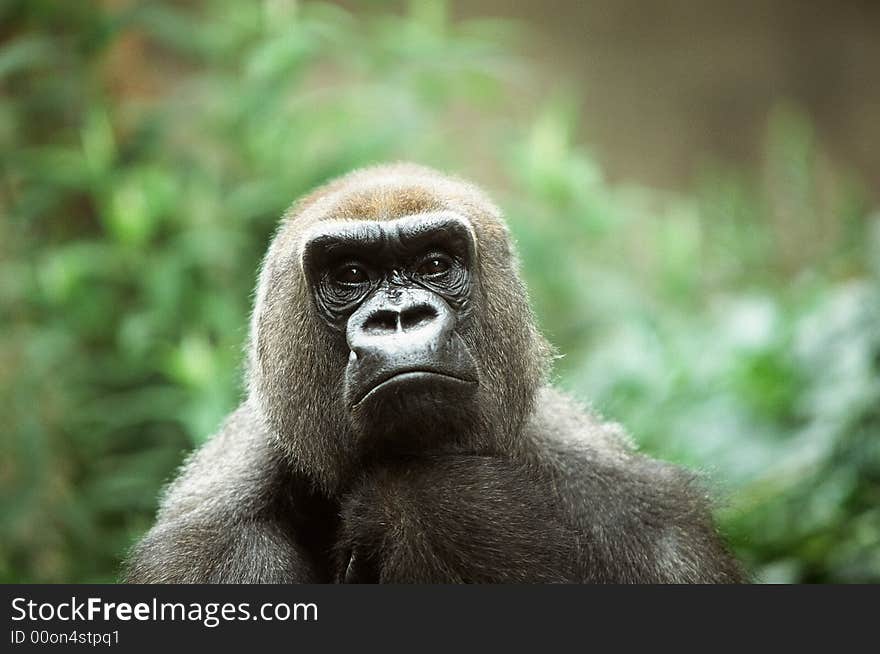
[350,370,479,445]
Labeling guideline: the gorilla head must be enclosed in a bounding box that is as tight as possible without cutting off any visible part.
[248,164,552,491]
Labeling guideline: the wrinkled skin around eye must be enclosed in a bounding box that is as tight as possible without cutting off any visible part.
[411,255,471,314]
[315,273,374,327]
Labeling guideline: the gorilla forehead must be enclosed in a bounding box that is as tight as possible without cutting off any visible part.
[327,182,445,221]
[281,164,509,240]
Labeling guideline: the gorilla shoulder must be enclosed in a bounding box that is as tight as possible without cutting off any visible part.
[524,387,744,583]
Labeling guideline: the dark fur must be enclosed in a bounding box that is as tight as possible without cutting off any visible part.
[123,164,744,583]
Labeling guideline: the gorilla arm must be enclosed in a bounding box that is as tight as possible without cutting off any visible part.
[339,389,745,584]
[122,404,320,583]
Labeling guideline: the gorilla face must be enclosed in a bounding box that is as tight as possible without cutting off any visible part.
[302,212,481,441]
[249,164,551,491]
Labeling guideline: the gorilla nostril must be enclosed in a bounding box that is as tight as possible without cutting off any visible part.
[400,304,438,331]
[363,309,399,334]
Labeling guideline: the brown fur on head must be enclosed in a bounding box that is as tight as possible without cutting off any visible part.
[246,163,552,493]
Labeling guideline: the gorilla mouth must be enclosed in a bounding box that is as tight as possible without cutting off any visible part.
[353,369,477,407]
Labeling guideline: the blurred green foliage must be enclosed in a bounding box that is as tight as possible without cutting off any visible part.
[1,0,878,583]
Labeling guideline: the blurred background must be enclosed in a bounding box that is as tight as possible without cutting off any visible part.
[2,0,878,583]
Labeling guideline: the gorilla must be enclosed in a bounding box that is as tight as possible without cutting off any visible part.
[123,163,744,583]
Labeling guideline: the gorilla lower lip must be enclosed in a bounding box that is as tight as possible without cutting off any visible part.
[354,370,474,407]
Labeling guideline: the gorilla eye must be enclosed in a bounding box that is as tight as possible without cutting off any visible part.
[417,255,451,278]
[333,263,369,285]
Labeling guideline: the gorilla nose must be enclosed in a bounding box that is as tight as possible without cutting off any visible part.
[361,303,439,335]
[348,292,452,356]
